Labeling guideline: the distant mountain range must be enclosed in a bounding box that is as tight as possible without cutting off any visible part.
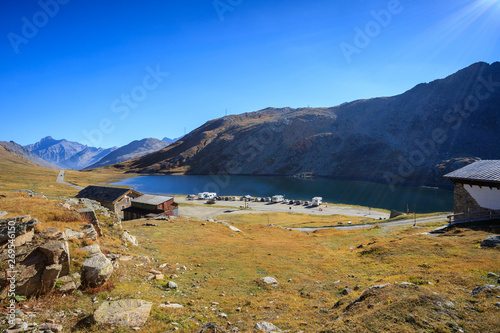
[18,136,173,170]
[162,136,182,144]
[88,138,169,169]
[97,61,500,188]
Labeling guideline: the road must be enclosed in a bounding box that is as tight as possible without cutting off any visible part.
[56,170,84,190]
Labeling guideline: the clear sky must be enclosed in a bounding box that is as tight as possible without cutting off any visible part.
[1,0,499,148]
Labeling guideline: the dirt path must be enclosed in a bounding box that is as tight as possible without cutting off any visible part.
[56,170,84,190]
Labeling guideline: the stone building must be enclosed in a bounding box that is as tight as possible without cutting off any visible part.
[123,194,178,220]
[444,160,500,217]
[76,186,142,219]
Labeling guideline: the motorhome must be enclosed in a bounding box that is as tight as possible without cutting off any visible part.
[312,197,323,206]
[272,195,284,203]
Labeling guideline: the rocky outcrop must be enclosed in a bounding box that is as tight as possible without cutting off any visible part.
[0,218,71,298]
[81,250,113,288]
[122,230,138,246]
[480,235,500,248]
[93,299,152,328]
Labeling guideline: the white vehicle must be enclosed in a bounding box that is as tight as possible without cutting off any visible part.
[312,197,323,206]
[272,195,284,203]
[198,192,217,200]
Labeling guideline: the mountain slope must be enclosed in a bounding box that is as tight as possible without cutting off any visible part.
[0,141,60,169]
[95,62,500,187]
[25,136,88,165]
[59,146,118,170]
[87,138,169,169]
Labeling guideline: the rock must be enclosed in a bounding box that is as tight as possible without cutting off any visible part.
[59,281,80,293]
[159,303,184,309]
[258,277,279,287]
[198,323,228,333]
[494,302,500,308]
[341,287,353,296]
[220,313,228,318]
[39,240,70,276]
[253,321,282,332]
[62,203,71,210]
[472,284,498,296]
[65,228,84,240]
[159,263,168,268]
[167,281,178,289]
[142,223,158,226]
[150,269,162,275]
[122,230,138,246]
[155,274,165,280]
[487,272,499,278]
[119,255,134,261]
[82,253,114,288]
[480,235,500,248]
[81,244,102,256]
[81,224,98,240]
[39,323,63,332]
[0,211,7,217]
[0,217,39,246]
[94,299,153,328]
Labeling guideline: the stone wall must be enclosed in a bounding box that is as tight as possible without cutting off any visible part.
[453,183,483,214]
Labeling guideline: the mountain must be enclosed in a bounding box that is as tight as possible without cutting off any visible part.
[87,138,169,169]
[82,62,500,187]
[59,146,118,170]
[24,136,88,165]
[162,136,182,144]
[0,141,60,169]
[0,142,49,168]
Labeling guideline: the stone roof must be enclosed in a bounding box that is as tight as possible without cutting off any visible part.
[132,195,173,206]
[444,160,500,184]
[76,186,137,203]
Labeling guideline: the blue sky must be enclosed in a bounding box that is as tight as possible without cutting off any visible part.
[1,0,499,148]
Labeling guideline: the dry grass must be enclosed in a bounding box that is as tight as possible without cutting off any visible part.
[217,211,374,228]
[1,192,498,332]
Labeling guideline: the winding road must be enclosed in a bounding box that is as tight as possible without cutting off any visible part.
[56,170,84,190]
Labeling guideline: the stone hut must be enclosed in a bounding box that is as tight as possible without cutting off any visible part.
[444,160,500,218]
[76,186,142,219]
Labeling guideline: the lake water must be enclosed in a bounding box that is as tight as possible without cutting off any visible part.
[112,175,453,213]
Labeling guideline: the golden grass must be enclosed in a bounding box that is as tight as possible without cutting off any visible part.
[217,211,374,228]
[1,193,499,332]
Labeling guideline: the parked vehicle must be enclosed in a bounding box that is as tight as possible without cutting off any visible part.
[187,194,195,200]
[284,199,290,204]
[272,195,284,203]
[296,200,302,205]
[312,197,323,206]
[304,201,311,206]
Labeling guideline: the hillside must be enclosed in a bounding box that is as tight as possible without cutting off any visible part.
[0,141,60,169]
[100,62,500,187]
[87,138,169,169]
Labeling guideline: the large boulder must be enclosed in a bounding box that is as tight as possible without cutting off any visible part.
[0,221,70,298]
[94,299,152,328]
[82,253,113,288]
[480,235,500,248]
[258,277,279,287]
[65,228,84,240]
[81,224,98,240]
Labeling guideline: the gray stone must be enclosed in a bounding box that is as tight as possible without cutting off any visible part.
[258,277,279,287]
[39,323,63,333]
[487,272,499,278]
[38,240,70,277]
[65,228,84,240]
[159,303,184,309]
[82,253,113,288]
[59,281,80,293]
[480,235,500,248]
[41,264,62,291]
[494,302,500,308]
[122,230,138,246]
[81,244,102,256]
[198,323,228,333]
[167,281,178,289]
[253,321,282,332]
[0,211,7,217]
[341,287,353,296]
[472,284,498,296]
[94,299,152,328]
[81,224,98,240]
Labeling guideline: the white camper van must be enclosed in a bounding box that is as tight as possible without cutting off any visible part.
[272,195,284,203]
[312,197,323,206]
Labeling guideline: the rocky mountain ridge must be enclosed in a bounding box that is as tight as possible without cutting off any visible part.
[99,61,500,188]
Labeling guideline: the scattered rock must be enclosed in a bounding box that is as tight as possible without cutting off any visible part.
[82,253,114,288]
[487,272,499,278]
[167,281,178,289]
[0,211,7,217]
[480,235,500,248]
[341,287,353,296]
[119,255,134,261]
[59,281,80,293]
[494,302,500,308]
[472,285,498,296]
[142,223,158,227]
[150,269,162,275]
[159,303,184,309]
[65,228,84,240]
[39,322,63,332]
[81,244,102,256]
[253,321,282,332]
[198,323,228,332]
[94,299,153,328]
[122,230,138,246]
[159,263,168,268]
[258,277,279,287]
